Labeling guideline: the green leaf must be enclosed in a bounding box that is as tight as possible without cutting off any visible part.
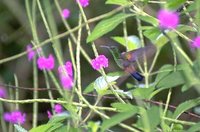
[155,64,174,83]
[155,64,189,84]
[94,75,119,95]
[111,103,138,112]
[135,106,160,131]
[131,87,155,99]
[83,82,94,93]
[166,0,187,10]
[48,113,70,124]
[187,122,200,132]
[47,123,63,132]
[114,90,133,99]
[87,121,100,132]
[105,0,131,6]
[54,126,69,132]
[14,124,28,132]
[143,27,161,43]
[111,36,140,51]
[192,59,200,77]
[137,15,158,26]
[101,110,138,132]
[150,71,185,98]
[150,64,190,98]
[83,71,125,93]
[172,97,200,119]
[87,13,132,43]
[30,124,53,132]
[156,71,185,89]
[172,124,184,131]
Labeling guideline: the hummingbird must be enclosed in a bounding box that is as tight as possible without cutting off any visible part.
[102,44,156,81]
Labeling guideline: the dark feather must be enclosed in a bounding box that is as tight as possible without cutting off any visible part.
[130,72,144,81]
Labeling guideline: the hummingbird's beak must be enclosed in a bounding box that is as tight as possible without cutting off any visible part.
[100,45,110,49]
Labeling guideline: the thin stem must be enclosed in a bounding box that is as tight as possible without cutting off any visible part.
[76,0,98,57]
[82,96,101,123]
[183,5,199,32]
[123,9,128,51]
[173,29,192,42]
[162,31,177,71]
[14,74,19,110]
[163,117,196,126]
[8,84,14,132]
[76,13,83,121]
[0,97,116,112]
[0,102,6,132]
[32,57,38,128]
[174,42,193,66]
[43,71,54,111]
[136,11,148,87]
[149,49,160,73]
[68,39,77,102]
[163,89,172,117]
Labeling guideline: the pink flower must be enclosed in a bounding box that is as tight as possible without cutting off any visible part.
[4,111,26,125]
[192,36,200,48]
[58,61,73,76]
[0,87,7,98]
[65,61,73,76]
[26,44,36,61]
[47,110,52,119]
[37,54,55,70]
[76,0,89,7]
[96,55,108,68]
[157,9,179,29]
[91,59,101,70]
[91,55,109,70]
[60,75,73,89]
[62,9,70,19]
[54,104,63,114]
[58,61,74,90]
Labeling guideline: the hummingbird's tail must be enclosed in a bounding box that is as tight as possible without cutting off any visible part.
[131,72,144,81]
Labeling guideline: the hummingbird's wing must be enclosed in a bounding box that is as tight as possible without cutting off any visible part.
[120,44,156,63]
[123,63,144,81]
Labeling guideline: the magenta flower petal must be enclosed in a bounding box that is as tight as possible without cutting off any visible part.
[26,44,36,61]
[58,61,74,90]
[62,9,70,19]
[91,55,109,70]
[0,87,7,98]
[192,36,200,48]
[96,55,109,68]
[58,61,73,76]
[37,54,55,70]
[60,75,73,90]
[76,0,89,7]
[157,9,179,29]
[4,111,26,125]
[4,113,11,122]
[45,55,55,70]
[91,59,101,70]
[47,110,52,119]
[65,61,73,76]
[54,104,63,114]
